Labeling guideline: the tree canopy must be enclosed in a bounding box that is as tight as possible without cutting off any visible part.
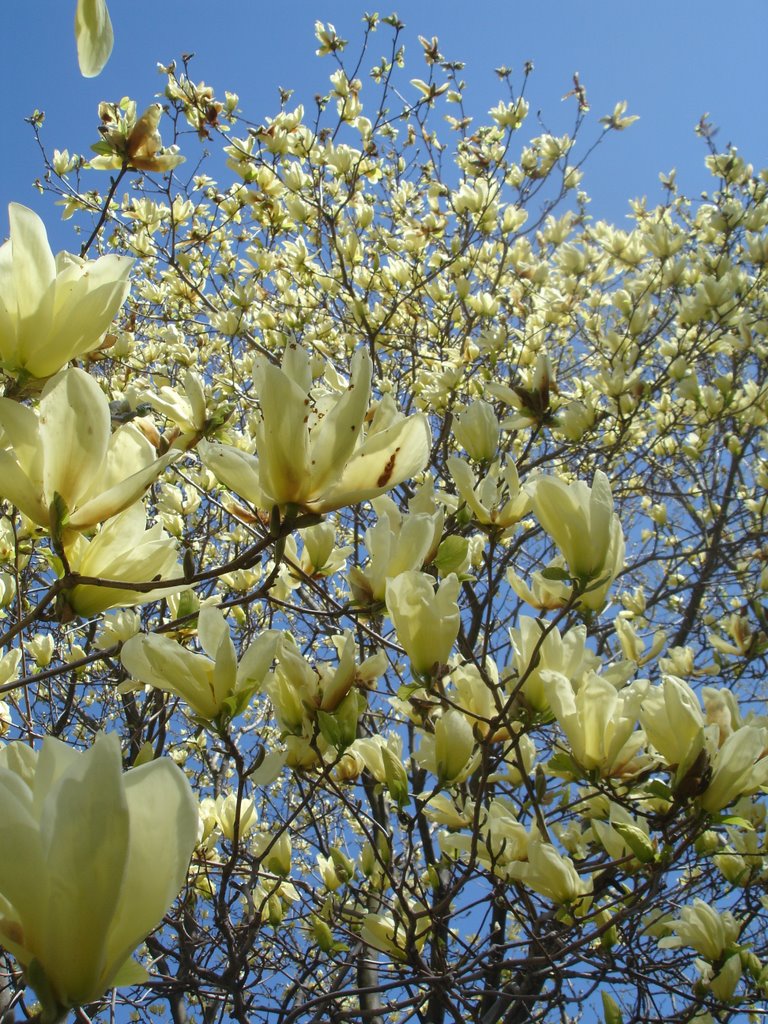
[0,13,767,1024]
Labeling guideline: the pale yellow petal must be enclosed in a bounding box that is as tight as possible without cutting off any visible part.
[75,0,114,78]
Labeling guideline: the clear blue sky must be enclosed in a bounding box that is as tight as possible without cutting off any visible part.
[2,1,766,250]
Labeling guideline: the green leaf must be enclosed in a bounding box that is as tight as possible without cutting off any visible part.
[717,815,754,830]
[613,822,656,864]
[317,709,342,749]
[434,535,468,575]
[540,566,572,582]
[601,991,624,1024]
[548,751,579,776]
[643,779,673,801]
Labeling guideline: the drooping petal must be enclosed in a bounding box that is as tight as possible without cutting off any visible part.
[74,0,114,78]
[68,451,174,530]
[0,451,45,523]
[198,440,266,508]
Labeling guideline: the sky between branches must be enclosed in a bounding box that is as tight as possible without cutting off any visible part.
[1,0,767,252]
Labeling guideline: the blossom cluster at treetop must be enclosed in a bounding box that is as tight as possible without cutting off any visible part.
[0,12,766,1024]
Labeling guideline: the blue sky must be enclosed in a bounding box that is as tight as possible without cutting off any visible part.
[1,1,766,250]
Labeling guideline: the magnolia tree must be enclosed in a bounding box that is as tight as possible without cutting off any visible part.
[0,12,767,1024]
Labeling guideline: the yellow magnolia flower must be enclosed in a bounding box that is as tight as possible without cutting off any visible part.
[452,399,500,461]
[532,470,625,584]
[200,345,431,513]
[506,837,587,904]
[659,899,741,961]
[543,672,648,777]
[447,456,531,530]
[347,494,443,603]
[701,725,768,812]
[0,368,172,534]
[639,675,705,768]
[507,616,598,713]
[74,0,113,77]
[385,571,461,677]
[0,204,132,379]
[0,733,197,1016]
[91,103,185,174]
[121,607,280,721]
[417,708,477,785]
[61,503,183,617]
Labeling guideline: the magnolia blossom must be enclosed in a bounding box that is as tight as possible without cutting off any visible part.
[385,571,461,676]
[262,633,385,767]
[447,456,531,530]
[507,616,599,712]
[75,0,113,77]
[701,725,768,812]
[61,504,183,617]
[0,204,131,378]
[532,470,625,583]
[416,709,477,785]
[0,733,196,1015]
[347,494,443,603]
[200,345,430,513]
[640,675,705,767]
[543,672,648,777]
[0,367,172,534]
[659,899,742,961]
[506,838,587,904]
[360,905,429,961]
[91,103,185,173]
[121,606,280,721]
[143,369,210,449]
[452,399,500,461]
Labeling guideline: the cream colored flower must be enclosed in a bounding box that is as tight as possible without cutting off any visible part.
[0,204,131,379]
[659,899,741,961]
[532,470,624,583]
[61,504,183,617]
[200,345,430,514]
[0,733,196,1015]
[453,399,500,461]
[639,675,705,767]
[701,725,768,812]
[507,616,598,712]
[385,571,460,677]
[121,607,280,722]
[416,709,477,785]
[447,456,531,530]
[0,368,172,534]
[91,103,185,173]
[543,672,647,777]
[347,494,443,603]
[506,838,587,904]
